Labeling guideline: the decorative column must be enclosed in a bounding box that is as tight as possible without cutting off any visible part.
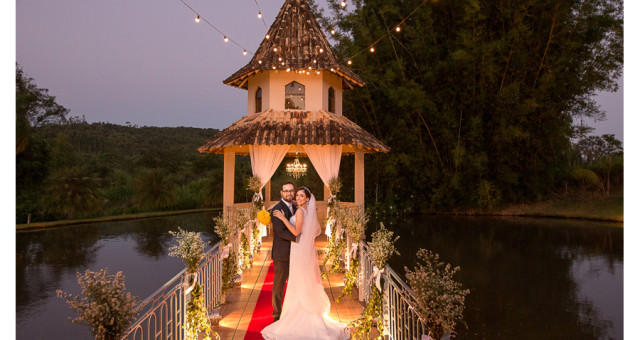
[354,150,365,208]
[223,150,235,220]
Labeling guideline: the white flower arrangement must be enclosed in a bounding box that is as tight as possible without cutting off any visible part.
[168,227,209,274]
[337,207,368,241]
[57,268,140,340]
[368,222,400,270]
[405,249,470,340]
[213,214,235,245]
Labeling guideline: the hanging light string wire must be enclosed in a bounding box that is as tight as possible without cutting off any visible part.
[177,0,253,55]
[253,0,269,29]
[343,0,430,63]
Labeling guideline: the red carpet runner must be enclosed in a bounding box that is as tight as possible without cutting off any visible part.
[243,262,275,340]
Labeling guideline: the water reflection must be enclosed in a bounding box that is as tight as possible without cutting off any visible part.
[16,212,219,340]
[375,216,623,340]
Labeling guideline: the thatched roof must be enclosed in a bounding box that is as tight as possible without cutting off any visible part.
[198,109,389,155]
[223,0,365,90]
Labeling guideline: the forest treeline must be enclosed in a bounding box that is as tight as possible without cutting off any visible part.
[17,0,624,223]
[310,0,623,213]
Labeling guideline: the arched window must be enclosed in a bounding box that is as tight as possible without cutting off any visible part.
[285,81,305,110]
[328,87,335,113]
[255,87,262,113]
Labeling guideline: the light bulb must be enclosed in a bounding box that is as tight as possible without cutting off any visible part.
[370,46,375,52]
[265,34,270,39]
[319,48,324,53]
[258,12,262,19]
[331,68,335,72]
[195,15,200,23]
[273,47,278,52]
[258,60,262,64]
[341,1,347,8]
[330,29,336,35]
[313,59,317,63]
[224,36,229,42]
[286,68,291,72]
[243,50,247,55]
[395,26,401,32]
[347,60,352,65]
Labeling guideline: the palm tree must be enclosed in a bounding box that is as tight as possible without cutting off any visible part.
[45,167,100,219]
[134,168,176,210]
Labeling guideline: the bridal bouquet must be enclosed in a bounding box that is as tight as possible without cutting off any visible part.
[257,209,271,226]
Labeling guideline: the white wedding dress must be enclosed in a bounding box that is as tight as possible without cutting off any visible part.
[261,194,350,340]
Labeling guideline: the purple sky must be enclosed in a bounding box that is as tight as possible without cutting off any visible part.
[15,0,623,141]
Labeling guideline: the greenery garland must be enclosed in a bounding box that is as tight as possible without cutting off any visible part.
[221,250,238,296]
[349,282,384,340]
[336,252,359,303]
[251,221,261,254]
[185,282,217,340]
[240,233,251,270]
[321,220,345,278]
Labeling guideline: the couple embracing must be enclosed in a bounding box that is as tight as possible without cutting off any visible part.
[261,181,350,340]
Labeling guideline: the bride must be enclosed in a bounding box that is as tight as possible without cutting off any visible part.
[262,187,350,340]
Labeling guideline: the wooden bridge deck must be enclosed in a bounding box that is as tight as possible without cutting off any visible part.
[211,234,364,340]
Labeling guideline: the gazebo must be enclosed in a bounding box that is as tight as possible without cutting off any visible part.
[198,0,389,220]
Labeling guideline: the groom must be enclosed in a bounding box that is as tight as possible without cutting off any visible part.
[269,181,297,322]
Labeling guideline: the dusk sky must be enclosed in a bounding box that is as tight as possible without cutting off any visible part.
[15,0,624,140]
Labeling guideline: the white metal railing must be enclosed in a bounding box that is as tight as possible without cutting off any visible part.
[122,242,223,340]
[358,242,428,340]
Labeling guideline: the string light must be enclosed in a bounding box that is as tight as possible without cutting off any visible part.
[340,1,347,8]
[395,26,401,32]
[370,46,375,53]
[273,47,278,52]
[330,29,336,35]
[243,50,247,55]
[347,60,352,65]
[195,15,200,23]
[258,12,262,19]
[224,36,229,42]
[319,48,324,53]
[265,34,270,39]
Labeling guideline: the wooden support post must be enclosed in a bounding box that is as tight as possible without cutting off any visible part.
[223,151,235,219]
[265,180,271,208]
[355,151,365,208]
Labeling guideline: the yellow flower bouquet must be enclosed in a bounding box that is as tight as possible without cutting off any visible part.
[257,209,271,226]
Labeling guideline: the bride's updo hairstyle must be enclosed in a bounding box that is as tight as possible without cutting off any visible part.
[297,186,311,199]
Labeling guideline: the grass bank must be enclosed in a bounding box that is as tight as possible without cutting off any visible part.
[16,207,223,232]
[495,191,623,223]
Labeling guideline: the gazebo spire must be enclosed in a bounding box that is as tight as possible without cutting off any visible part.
[223,0,365,90]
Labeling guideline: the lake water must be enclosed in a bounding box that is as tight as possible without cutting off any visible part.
[16,213,623,339]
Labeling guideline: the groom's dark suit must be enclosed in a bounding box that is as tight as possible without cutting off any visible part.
[270,199,297,320]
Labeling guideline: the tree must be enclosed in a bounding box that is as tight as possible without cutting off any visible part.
[317,0,623,209]
[134,168,176,210]
[16,64,69,154]
[45,166,101,219]
[576,134,623,195]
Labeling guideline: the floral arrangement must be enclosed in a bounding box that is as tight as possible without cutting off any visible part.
[349,223,399,339]
[321,220,345,278]
[168,227,209,274]
[213,214,235,245]
[257,209,271,226]
[247,175,264,210]
[368,223,399,270]
[327,176,342,213]
[405,249,470,340]
[221,250,238,296]
[56,268,140,340]
[236,209,251,231]
[240,233,251,270]
[185,280,217,340]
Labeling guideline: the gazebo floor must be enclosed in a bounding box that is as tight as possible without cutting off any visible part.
[211,234,364,340]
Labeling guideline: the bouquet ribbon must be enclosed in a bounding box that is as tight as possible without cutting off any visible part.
[252,191,263,203]
[222,244,231,259]
[370,265,385,291]
[349,242,359,258]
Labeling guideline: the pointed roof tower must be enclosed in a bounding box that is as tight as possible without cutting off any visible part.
[223,0,365,90]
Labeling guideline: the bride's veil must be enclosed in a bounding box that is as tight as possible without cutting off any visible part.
[284,192,330,315]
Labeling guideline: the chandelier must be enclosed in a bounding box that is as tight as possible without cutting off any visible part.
[286,154,308,179]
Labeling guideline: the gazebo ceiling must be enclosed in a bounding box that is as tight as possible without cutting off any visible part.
[223,0,365,90]
[198,109,390,155]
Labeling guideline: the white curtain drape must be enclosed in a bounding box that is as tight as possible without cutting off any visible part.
[303,145,342,187]
[250,145,290,237]
[249,145,291,189]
